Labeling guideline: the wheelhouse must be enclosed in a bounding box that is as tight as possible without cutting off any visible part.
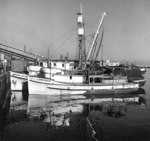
[88,75,113,84]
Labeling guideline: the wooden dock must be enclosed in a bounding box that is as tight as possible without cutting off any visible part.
[0,72,11,139]
[0,72,11,108]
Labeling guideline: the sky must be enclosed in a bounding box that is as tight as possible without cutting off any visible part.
[0,0,150,65]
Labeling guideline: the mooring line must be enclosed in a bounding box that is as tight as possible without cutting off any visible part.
[87,117,99,141]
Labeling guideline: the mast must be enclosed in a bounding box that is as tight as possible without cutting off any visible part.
[48,47,50,67]
[101,44,104,69]
[77,3,86,70]
[85,12,106,68]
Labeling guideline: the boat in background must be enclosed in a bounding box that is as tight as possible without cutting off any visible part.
[104,66,146,87]
[27,59,75,77]
[126,68,146,87]
[139,67,146,74]
[10,59,74,91]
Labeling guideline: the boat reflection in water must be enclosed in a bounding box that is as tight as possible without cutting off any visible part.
[27,88,146,127]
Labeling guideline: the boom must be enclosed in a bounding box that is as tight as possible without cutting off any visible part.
[85,12,106,67]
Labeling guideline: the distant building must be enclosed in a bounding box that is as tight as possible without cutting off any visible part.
[100,60,120,67]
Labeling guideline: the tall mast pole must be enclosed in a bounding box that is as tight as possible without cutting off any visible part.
[77,3,85,70]
[48,47,50,67]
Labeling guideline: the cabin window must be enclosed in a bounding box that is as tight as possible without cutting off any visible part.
[90,78,94,83]
[54,63,56,66]
[90,105,94,111]
[94,105,100,111]
[40,62,43,66]
[103,77,113,80]
[70,76,72,79]
[94,77,102,83]
[62,64,64,67]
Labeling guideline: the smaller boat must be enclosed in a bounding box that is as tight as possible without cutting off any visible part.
[126,68,146,87]
[139,67,146,74]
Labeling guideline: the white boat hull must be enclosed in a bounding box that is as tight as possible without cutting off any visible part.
[10,71,28,91]
[28,77,139,96]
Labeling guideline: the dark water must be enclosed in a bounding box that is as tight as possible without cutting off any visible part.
[2,69,150,141]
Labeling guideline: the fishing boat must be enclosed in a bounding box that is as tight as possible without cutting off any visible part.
[28,6,140,96]
[10,6,145,91]
[28,74,139,95]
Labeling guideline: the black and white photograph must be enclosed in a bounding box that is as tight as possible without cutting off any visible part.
[0,0,150,141]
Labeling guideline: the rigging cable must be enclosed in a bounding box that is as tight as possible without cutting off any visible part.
[49,27,76,49]
[56,29,76,55]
